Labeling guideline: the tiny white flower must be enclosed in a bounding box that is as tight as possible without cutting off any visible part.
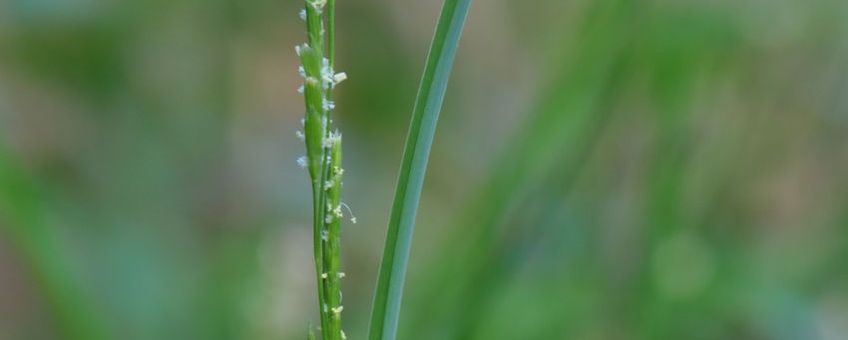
[322,98,335,111]
[295,130,305,141]
[299,9,307,21]
[321,272,328,279]
[298,65,306,78]
[337,272,346,279]
[331,305,344,315]
[297,156,308,168]
[323,130,341,148]
[320,58,335,86]
[321,230,329,241]
[309,0,326,12]
[333,72,348,84]
[297,84,304,94]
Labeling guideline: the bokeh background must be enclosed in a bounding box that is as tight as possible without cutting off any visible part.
[2,0,848,339]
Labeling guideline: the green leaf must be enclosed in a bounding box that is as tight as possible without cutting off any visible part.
[367,0,472,339]
[0,149,109,340]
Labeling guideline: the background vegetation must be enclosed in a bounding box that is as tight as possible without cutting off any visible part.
[1,0,847,339]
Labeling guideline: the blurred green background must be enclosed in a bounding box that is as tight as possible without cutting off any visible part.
[2,0,848,339]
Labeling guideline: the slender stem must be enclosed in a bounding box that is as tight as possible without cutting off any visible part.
[325,140,344,338]
[327,0,336,68]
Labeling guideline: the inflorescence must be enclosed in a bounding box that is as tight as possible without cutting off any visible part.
[296,0,355,339]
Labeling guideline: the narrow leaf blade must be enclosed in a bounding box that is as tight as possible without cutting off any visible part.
[368,1,473,339]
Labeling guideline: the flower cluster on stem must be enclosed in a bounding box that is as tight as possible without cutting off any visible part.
[296,0,354,339]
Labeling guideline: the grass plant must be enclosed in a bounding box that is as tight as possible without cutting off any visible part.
[296,0,472,339]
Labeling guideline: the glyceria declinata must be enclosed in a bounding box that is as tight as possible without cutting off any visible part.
[296,0,352,339]
[296,0,470,339]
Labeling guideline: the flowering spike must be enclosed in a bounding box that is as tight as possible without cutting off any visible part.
[300,1,348,338]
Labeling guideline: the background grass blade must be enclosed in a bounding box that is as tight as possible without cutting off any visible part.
[400,0,639,337]
[0,149,108,340]
[367,0,472,339]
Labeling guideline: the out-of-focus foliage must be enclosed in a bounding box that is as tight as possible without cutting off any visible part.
[1,0,847,339]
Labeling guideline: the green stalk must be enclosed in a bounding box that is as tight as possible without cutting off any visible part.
[367,0,472,339]
[299,1,348,339]
[325,139,344,338]
[327,0,335,68]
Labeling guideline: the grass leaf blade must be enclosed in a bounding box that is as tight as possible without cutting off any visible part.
[368,1,472,339]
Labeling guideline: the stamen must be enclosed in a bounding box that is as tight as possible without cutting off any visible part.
[340,202,357,224]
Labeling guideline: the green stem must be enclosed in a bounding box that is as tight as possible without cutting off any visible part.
[325,140,344,338]
[327,0,336,68]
